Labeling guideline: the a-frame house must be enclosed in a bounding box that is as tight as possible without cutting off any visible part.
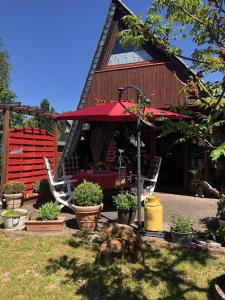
[62,0,198,192]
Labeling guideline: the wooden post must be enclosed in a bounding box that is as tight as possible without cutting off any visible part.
[54,120,58,177]
[0,109,10,200]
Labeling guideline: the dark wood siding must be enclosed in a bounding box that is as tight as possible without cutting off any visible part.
[86,61,187,108]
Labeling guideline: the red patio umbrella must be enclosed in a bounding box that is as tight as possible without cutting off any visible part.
[55,100,190,121]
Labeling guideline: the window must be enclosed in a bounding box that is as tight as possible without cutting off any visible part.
[108,38,155,66]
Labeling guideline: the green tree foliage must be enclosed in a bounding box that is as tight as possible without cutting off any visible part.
[0,38,25,130]
[23,98,55,132]
[118,0,225,160]
[38,98,55,132]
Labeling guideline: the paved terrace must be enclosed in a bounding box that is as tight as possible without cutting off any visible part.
[101,192,218,233]
[2,192,215,235]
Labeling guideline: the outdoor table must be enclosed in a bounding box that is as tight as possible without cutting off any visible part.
[74,170,129,189]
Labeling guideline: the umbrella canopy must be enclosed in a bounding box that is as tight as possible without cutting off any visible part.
[55,100,190,122]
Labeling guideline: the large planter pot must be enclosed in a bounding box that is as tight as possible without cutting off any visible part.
[214,274,225,300]
[25,216,65,231]
[171,230,193,245]
[3,193,23,208]
[2,208,28,230]
[72,203,102,231]
[118,210,136,225]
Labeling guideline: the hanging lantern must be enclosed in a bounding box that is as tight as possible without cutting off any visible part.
[82,122,90,131]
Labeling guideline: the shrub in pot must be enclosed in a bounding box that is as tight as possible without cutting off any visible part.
[25,201,65,231]
[113,191,137,225]
[3,181,25,208]
[72,180,103,231]
[170,215,193,245]
[2,208,28,230]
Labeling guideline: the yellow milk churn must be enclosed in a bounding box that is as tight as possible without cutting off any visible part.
[144,195,163,231]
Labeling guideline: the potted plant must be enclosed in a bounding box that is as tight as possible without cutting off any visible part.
[3,181,25,208]
[2,208,28,230]
[25,201,65,231]
[170,215,193,244]
[217,198,225,227]
[24,180,40,202]
[72,180,103,231]
[113,191,137,225]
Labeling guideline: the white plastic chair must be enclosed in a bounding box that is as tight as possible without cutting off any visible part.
[140,156,162,203]
[43,157,77,209]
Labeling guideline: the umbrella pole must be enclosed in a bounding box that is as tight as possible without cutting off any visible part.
[137,114,142,234]
[118,85,147,235]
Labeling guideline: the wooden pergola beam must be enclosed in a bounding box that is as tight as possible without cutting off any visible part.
[0,109,10,200]
[0,103,55,119]
[0,102,21,109]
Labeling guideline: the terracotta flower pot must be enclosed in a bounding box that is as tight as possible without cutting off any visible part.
[4,193,23,208]
[24,193,38,204]
[25,216,65,231]
[72,203,103,231]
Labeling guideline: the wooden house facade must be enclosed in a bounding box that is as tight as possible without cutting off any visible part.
[62,0,201,193]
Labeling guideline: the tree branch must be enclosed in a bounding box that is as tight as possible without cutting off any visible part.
[176,3,205,26]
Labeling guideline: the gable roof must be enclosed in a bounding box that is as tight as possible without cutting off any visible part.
[61,0,193,160]
[113,0,194,76]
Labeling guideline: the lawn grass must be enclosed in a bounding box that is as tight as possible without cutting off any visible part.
[0,232,225,300]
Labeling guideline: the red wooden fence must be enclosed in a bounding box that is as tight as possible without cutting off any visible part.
[7,128,56,195]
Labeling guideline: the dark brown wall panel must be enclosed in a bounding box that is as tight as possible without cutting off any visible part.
[86,62,186,108]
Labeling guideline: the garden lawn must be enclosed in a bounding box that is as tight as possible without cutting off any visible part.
[0,232,225,300]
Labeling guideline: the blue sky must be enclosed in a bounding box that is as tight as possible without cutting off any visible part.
[0,0,213,113]
[0,0,151,112]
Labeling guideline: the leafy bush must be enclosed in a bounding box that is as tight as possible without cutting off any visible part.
[170,215,193,233]
[217,198,225,221]
[113,192,137,211]
[37,202,60,220]
[73,180,103,206]
[3,209,26,218]
[32,179,50,194]
[3,181,25,194]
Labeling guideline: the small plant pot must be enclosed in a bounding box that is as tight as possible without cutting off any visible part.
[4,193,23,208]
[171,230,193,245]
[24,193,38,203]
[118,210,136,225]
[72,203,102,231]
[214,274,225,300]
[2,209,28,230]
[25,216,65,231]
